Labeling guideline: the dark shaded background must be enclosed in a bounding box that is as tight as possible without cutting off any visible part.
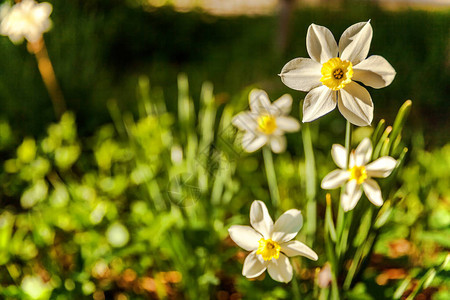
[0,0,448,146]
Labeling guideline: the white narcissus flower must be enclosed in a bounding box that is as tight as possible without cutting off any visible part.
[228,200,318,283]
[232,89,300,153]
[279,21,396,126]
[0,0,52,44]
[321,138,397,211]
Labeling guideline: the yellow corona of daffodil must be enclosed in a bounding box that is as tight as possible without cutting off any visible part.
[279,21,396,126]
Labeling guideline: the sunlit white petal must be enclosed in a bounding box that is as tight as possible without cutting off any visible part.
[249,89,271,114]
[281,240,319,260]
[354,138,372,166]
[279,58,322,92]
[338,82,373,126]
[228,225,261,251]
[362,179,384,206]
[366,156,397,178]
[276,116,300,132]
[250,200,274,239]
[272,94,294,115]
[270,135,287,154]
[242,251,268,278]
[339,21,373,65]
[241,134,267,153]
[232,111,257,131]
[267,253,293,283]
[303,86,337,122]
[341,179,363,211]
[331,144,348,169]
[353,55,396,88]
[272,209,303,243]
[321,169,350,190]
[307,23,338,64]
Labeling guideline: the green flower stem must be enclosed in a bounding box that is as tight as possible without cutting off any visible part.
[333,120,353,292]
[291,271,301,299]
[325,194,340,300]
[343,233,365,290]
[302,122,317,244]
[263,145,280,212]
[344,120,352,166]
[336,121,352,254]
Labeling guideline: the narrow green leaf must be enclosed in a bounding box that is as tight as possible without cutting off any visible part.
[326,194,337,242]
[393,277,411,299]
[371,119,386,147]
[373,126,392,159]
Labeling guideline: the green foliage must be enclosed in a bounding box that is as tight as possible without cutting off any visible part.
[0,75,448,298]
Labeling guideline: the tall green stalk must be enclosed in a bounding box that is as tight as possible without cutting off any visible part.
[302,122,317,244]
[262,146,280,213]
[331,120,353,298]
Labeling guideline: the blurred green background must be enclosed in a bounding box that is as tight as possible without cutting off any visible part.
[1,0,448,144]
[0,0,449,299]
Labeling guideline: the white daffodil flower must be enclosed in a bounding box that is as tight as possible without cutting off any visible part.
[321,138,397,211]
[228,200,318,283]
[232,89,300,153]
[280,21,396,126]
[0,0,52,44]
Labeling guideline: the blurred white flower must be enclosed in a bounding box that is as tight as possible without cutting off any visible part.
[232,89,300,153]
[0,0,52,44]
[321,138,397,211]
[317,262,332,288]
[280,21,396,126]
[228,200,318,283]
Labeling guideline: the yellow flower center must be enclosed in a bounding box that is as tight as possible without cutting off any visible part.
[256,238,281,261]
[349,165,367,185]
[320,57,353,90]
[257,115,277,135]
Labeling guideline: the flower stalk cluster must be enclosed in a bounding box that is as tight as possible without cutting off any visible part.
[229,20,411,299]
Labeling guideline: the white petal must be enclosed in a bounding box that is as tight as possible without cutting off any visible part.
[272,209,303,243]
[250,200,274,239]
[302,86,337,122]
[242,251,268,278]
[353,55,396,88]
[362,179,384,206]
[348,151,356,169]
[354,138,373,166]
[366,156,397,178]
[232,111,257,131]
[241,133,267,153]
[281,240,318,261]
[339,21,373,65]
[272,94,294,115]
[307,24,338,64]
[341,179,363,211]
[270,135,287,154]
[279,58,322,92]
[338,82,373,126]
[331,144,348,169]
[249,89,271,114]
[228,225,262,251]
[276,116,300,132]
[321,169,350,189]
[34,3,52,19]
[267,253,293,283]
